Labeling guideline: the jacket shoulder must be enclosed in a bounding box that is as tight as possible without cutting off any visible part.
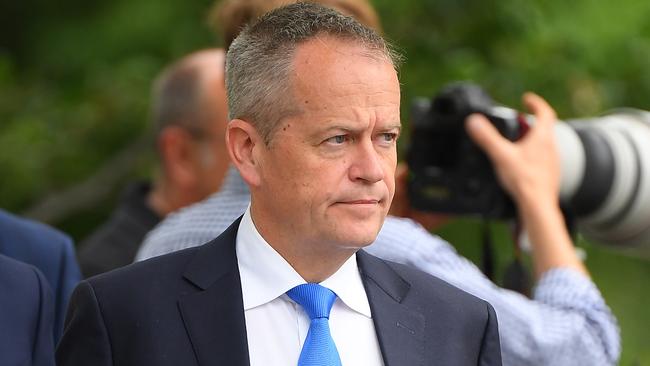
[86,244,201,289]
[0,209,73,250]
[359,250,492,318]
[390,259,489,308]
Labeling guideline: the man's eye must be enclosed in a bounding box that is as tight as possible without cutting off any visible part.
[326,135,347,144]
[380,133,397,142]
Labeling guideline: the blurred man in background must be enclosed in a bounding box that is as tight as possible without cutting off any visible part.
[77,49,230,277]
[135,0,620,364]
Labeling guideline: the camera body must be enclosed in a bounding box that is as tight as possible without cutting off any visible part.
[407,82,525,218]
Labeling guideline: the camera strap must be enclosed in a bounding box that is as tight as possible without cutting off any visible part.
[481,218,533,297]
[502,220,532,297]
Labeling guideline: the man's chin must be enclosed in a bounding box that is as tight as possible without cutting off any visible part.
[334,224,383,249]
[332,201,386,220]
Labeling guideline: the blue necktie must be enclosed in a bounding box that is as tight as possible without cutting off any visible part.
[287,283,342,366]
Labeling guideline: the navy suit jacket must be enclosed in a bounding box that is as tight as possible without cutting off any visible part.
[0,209,82,343]
[57,218,502,365]
[0,254,55,366]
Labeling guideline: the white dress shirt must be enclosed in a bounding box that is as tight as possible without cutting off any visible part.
[236,207,384,366]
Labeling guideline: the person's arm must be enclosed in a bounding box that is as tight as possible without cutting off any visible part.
[465,92,587,278]
[368,217,621,365]
[55,281,113,366]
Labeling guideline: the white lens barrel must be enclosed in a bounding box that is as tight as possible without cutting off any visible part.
[557,110,650,256]
[555,123,586,200]
[577,112,650,253]
[577,116,638,226]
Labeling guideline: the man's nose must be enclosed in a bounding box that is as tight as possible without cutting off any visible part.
[348,140,384,183]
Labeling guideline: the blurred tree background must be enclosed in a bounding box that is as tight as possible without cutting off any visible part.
[1,0,648,363]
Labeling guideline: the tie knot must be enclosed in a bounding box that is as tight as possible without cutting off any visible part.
[287,283,337,320]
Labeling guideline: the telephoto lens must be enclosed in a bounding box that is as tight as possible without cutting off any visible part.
[556,110,650,254]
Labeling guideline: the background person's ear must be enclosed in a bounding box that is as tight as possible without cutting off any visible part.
[226,119,262,187]
[157,125,201,188]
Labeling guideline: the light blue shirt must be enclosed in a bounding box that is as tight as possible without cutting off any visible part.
[136,166,620,366]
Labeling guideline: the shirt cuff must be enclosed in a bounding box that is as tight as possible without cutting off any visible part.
[534,267,607,309]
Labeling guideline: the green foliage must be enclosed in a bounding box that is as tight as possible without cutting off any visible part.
[0,0,215,210]
[1,0,648,363]
[374,0,650,122]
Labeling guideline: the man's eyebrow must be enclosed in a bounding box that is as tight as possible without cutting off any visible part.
[320,122,402,132]
[380,123,402,131]
[309,122,402,140]
[312,125,358,135]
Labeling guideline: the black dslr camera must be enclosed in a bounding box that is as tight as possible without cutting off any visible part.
[406,82,529,218]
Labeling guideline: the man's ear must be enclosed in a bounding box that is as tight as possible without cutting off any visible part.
[226,119,262,187]
[157,126,198,187]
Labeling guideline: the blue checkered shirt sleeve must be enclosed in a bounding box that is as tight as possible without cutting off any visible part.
[367,216,620,366]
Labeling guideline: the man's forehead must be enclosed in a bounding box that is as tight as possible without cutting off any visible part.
[294,35,389,66]
[291,37,398,93]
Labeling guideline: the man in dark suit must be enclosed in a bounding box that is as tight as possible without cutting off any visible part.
[0,209,81,343]
[57,4,502,365]
[0,254,55,366]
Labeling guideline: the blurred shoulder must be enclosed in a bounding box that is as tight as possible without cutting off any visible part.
[0,209,73,250]
[0,254,48,300]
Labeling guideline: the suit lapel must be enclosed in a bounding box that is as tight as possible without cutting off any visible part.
[357,251,425,366]
[178,217,250,366]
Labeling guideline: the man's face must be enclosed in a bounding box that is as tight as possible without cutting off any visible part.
[251,37,401,256]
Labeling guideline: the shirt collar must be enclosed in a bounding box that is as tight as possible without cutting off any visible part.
[321,252,372,318]
[235,206,372,318]
[236,206,305,311]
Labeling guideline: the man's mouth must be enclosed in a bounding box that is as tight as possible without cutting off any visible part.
[339,199,380,205]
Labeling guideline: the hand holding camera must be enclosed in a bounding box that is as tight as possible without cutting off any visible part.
[464,92,587,277]
[465,92,560,213]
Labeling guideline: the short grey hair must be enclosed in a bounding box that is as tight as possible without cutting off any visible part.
[225,2,402,144]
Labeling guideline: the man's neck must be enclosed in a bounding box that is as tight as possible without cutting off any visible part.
[146,182,182,217]
[250,213,356,283]
[283,247,357,283]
